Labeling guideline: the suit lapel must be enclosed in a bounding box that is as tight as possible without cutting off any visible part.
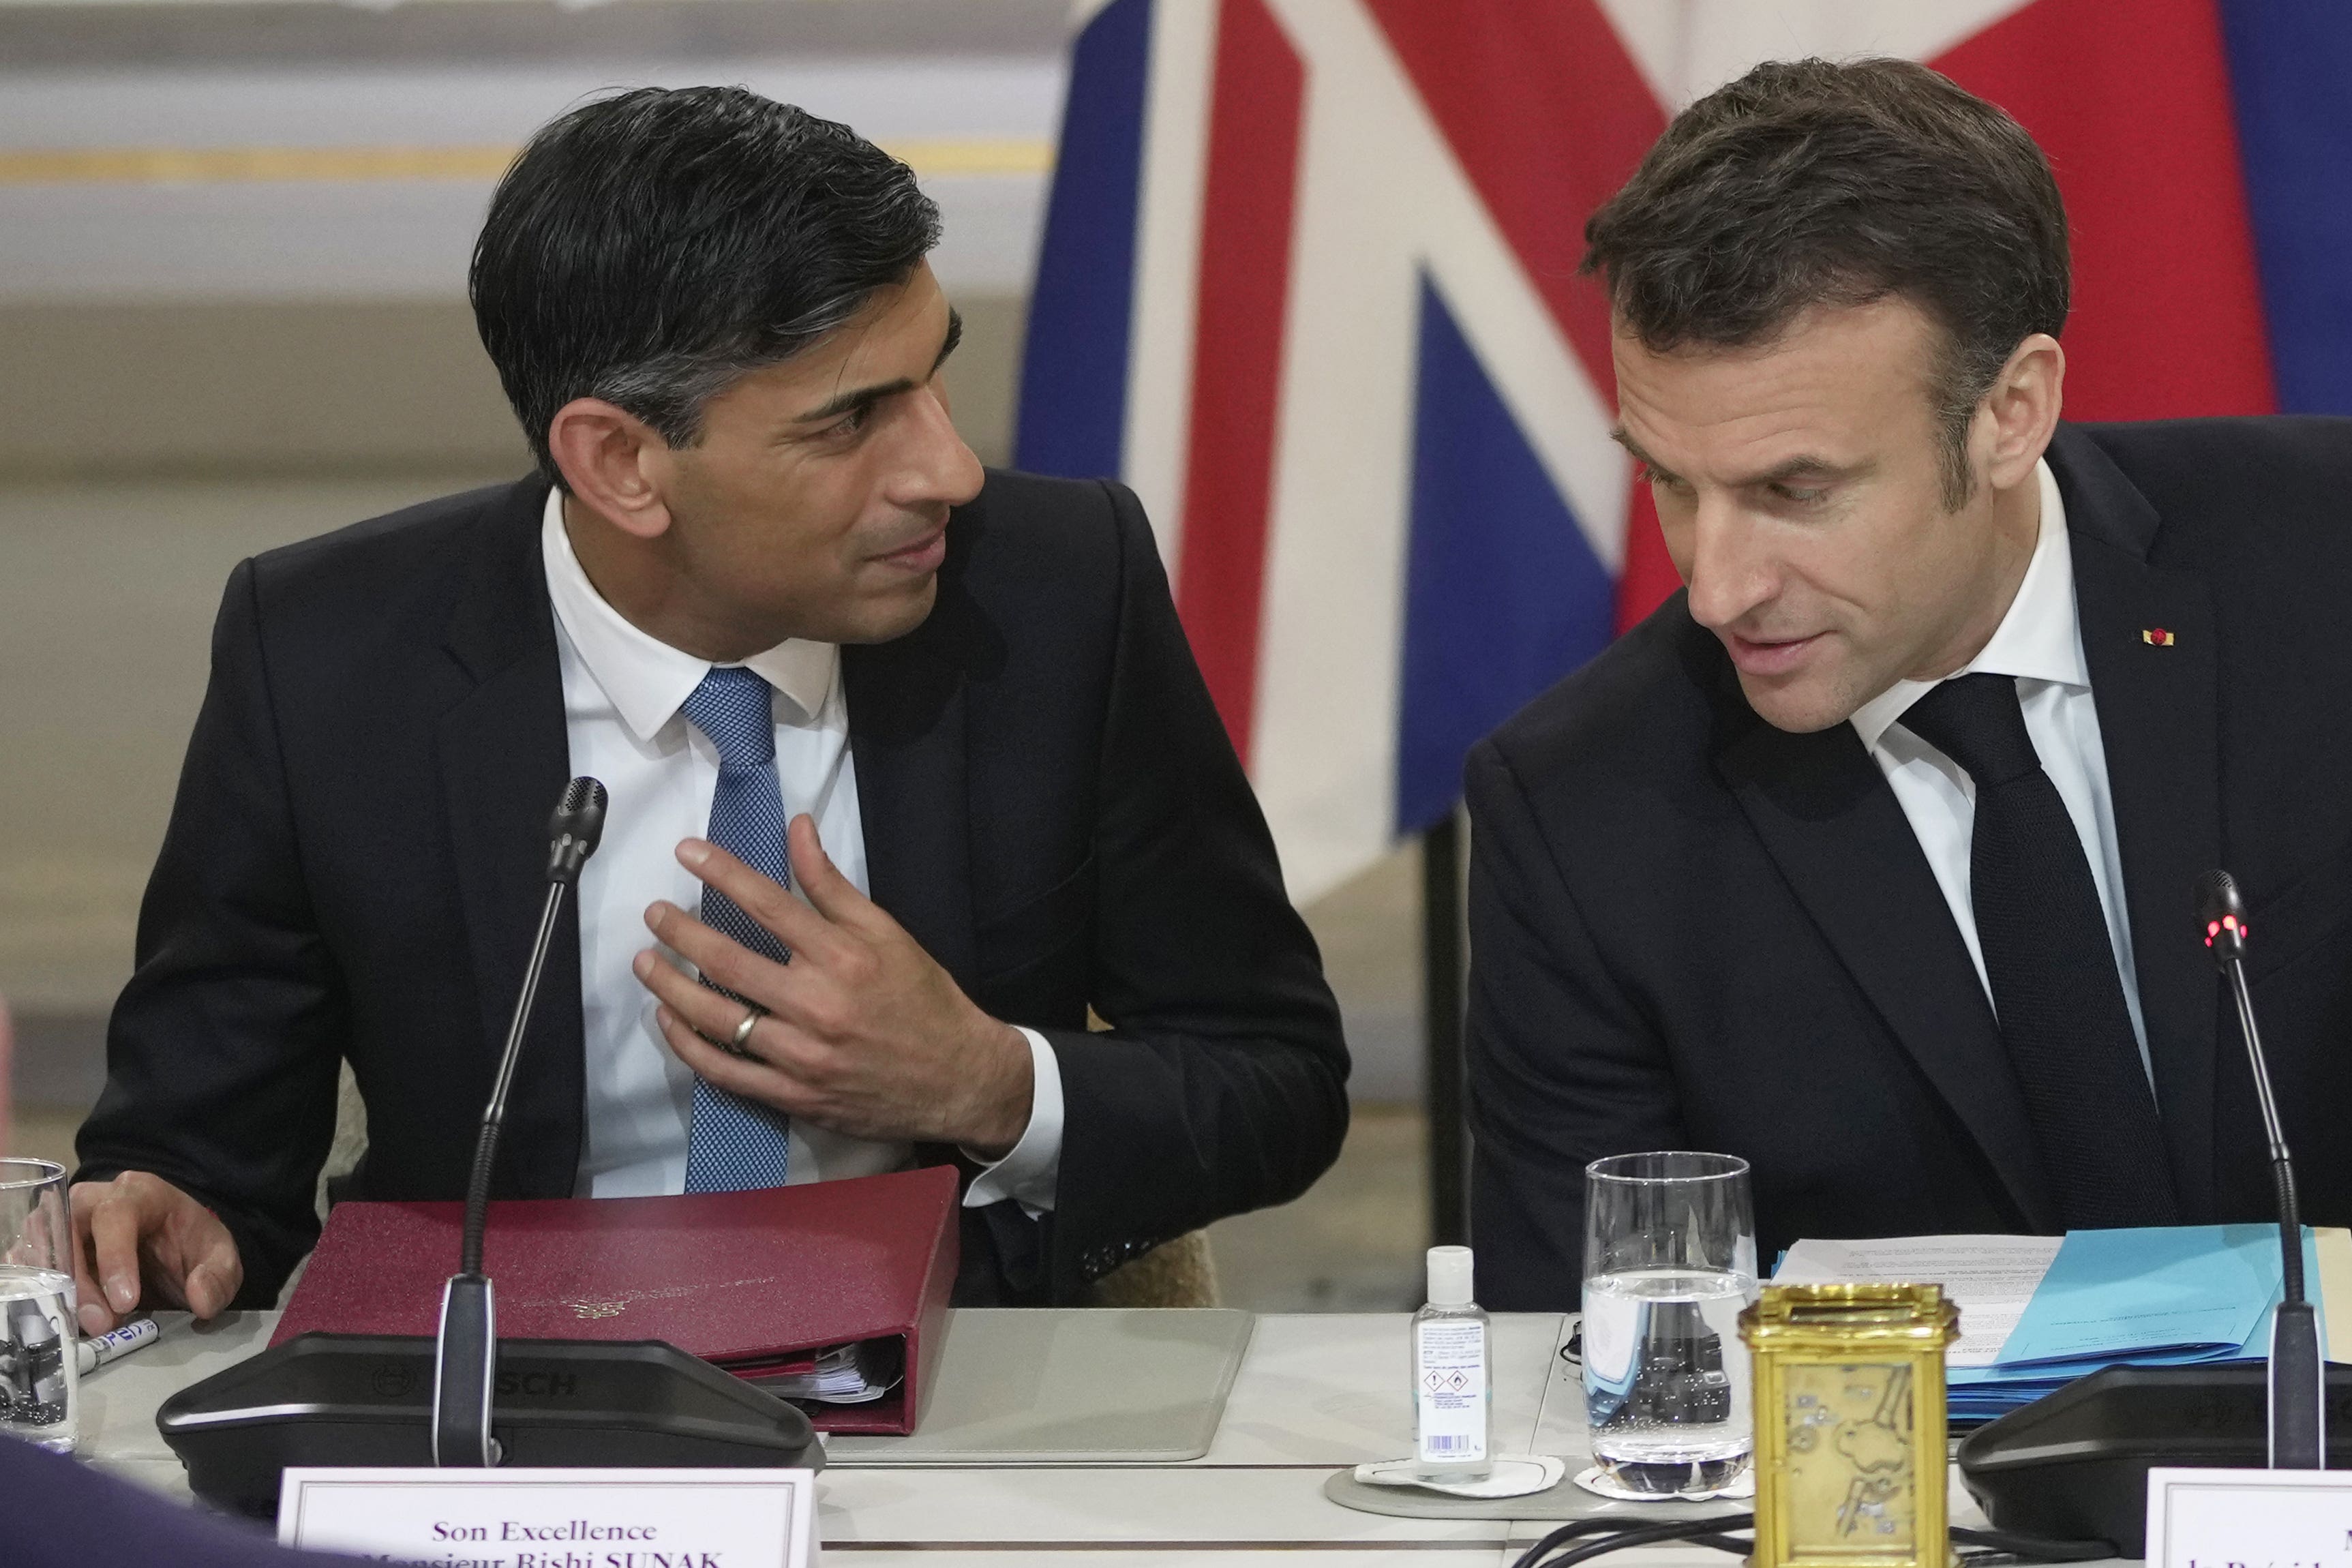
[1714,687,2057,1231]
[842,556,981,986]
[2050,427,2225,1216]
[436,479,582,1194]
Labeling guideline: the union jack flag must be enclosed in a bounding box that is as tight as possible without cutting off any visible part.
[1017,0,2333,903]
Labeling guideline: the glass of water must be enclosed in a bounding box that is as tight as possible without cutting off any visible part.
[1581,1151,1756,1495]
[1,1158,78,1453]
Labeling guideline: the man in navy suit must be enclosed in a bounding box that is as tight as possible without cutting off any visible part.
[1471,57,2352,1305]
[70,87,1345,1326]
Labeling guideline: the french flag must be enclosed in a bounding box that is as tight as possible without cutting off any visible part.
[1014,0,2352,904]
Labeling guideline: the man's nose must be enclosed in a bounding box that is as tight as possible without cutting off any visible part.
[1681,500,1776,631]
[893,384,985,509]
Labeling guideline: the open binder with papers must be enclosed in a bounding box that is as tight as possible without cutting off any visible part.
[275,1165,959,1434]
[1775,1224,2352,1423]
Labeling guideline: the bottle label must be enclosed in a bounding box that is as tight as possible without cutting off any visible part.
[1415,1318,1488,1464]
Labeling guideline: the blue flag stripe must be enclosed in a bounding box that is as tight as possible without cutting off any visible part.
[2218,0,2352,414]
[1014,0,1156,480]
[1396,275,1615,834]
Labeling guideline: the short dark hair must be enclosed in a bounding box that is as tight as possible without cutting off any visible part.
[471,86,942,485]
[1583,57,2069,504]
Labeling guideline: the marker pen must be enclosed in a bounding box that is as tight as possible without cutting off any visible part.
[76,1316,160,1376]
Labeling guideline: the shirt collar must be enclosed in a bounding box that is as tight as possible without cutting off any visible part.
[539,487,839,744]
[1850,457,2085,751]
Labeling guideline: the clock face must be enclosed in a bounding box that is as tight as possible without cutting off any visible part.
[1779,1361,1916,1550]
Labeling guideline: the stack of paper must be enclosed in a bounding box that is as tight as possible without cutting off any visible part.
[1775,1225,2344,1425]
[735,1341,903,1406]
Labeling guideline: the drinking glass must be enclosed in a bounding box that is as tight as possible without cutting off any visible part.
[1,1158,78,1452]
[1581,1150,1756,1495]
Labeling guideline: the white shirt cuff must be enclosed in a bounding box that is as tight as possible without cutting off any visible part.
[960,1026,1062,1216]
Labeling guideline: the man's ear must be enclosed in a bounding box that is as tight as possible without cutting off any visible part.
[1978,332,2065,494]
[547,397,675,540]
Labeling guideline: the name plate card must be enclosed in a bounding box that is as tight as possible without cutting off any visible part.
[277,1467,817,1567]
[2147,1466,2352,1568]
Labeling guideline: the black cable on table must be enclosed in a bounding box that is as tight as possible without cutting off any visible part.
[1511,1513,1751,1568]
[1510,1513,2115,1568]
[1950,1524,2115,1562]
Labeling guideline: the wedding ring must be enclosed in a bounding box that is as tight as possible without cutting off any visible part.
[728,1003,766,1053]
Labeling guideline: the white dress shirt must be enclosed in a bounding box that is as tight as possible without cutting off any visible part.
[540,491,1063,1209]
[1848,458,2154,1084]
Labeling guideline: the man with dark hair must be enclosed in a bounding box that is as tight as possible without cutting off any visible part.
[70,87,1347,1319]
[1469,57,2352,1306]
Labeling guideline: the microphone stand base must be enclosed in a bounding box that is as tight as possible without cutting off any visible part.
[1959,1361,2351,1556]
[158,1331,824,1519]
[2271,1299,2327,1467]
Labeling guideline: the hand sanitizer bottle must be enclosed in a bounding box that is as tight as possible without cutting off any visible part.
[1413,1244,1492,1482]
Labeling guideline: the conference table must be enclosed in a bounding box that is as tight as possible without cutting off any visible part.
[78,1308,2045,1566]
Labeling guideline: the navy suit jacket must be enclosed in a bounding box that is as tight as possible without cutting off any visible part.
[78,469,1348,1306]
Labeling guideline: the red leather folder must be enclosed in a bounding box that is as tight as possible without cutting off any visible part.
[272,1164,959,1434]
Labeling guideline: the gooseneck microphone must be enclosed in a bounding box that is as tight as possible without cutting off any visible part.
[2197,868,2323,1469]
[157,771,819,1514]
[1948,875,2336,1545]
[433,777,607,1467]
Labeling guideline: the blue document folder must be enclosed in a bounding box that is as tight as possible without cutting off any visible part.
[1946,1224,2322,1422]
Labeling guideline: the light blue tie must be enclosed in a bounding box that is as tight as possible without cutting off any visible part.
[679,666,794,1193]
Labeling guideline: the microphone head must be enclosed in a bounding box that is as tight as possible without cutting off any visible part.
[2197,868,2248,966]
[547,777,608,884]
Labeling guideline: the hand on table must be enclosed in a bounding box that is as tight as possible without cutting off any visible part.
[634,814,1035,1158]
[68,1171,242,1334]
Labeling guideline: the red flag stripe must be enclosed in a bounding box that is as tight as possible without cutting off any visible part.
[1362,0,1665,393]
[1359,0,1672,630]
[1174,0,1307,762]
[1933,0,2276,420]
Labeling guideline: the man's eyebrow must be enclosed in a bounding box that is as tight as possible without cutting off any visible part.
[933,305,963,373]
[793,306,964,425]
[1610,426,1679,482]
[1609,427,1869,489]
[1734,453,1871,488]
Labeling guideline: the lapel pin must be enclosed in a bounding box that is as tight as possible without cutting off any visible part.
[2141,628,2176,646]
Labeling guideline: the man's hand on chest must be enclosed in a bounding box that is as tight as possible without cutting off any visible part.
[631,815,1036,1158]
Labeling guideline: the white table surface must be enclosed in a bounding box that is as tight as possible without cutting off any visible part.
[72,1308,2007,1567]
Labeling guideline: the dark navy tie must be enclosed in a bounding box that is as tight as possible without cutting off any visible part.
[678,666,794,1193]
[1899,672,2178,1227]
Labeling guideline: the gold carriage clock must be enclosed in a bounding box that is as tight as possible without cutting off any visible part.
[1738,1283,1959,1568]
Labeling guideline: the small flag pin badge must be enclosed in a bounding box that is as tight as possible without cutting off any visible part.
[2142,628,2177,646]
